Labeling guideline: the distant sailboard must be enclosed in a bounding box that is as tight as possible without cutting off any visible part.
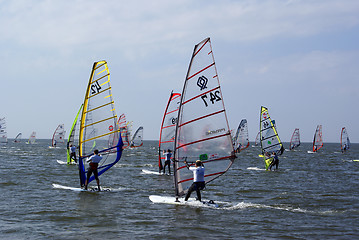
[27,131,36,144]
[312,125,323,152]
[0,117,8,143]
[233,119,250,152]
[49,124,65,148]
[130,126,143,148]
[340,127,350,153]
[14,133,22,143]
[289,128,300,150]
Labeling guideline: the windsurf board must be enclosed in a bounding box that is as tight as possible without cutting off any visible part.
[149,195,218,208]
[52,183,119,192]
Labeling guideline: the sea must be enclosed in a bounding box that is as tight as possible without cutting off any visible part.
[0,140,358,239]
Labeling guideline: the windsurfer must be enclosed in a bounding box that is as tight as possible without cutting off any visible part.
[184,160,205,202]
[84,149,102,191]
[163,149,172,175]
[69,144,77,163]
[268,152,279,171]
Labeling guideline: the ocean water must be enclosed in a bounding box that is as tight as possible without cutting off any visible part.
[0,140,358,239]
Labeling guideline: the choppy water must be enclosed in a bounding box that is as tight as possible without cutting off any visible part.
[0,140,358,239]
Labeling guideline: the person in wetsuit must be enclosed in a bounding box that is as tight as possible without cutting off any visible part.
[184,160,205,202]
[162,149,172,175]
[69,144,77,163]
[84,149,102,191]
[269,152,279,171]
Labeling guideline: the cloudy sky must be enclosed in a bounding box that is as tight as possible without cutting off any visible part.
[1,0,358,143]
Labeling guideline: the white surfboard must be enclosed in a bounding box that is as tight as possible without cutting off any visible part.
[56,160,77,165]
[247,167,265,171]
[141,169,172,176]
[149,195,218,208]
[52,183,121,192]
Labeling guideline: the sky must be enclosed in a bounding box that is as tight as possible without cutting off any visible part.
[0,0,358,143]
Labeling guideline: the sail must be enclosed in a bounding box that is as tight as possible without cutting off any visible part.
[233,119,250,151]
[313,125,323,152]
[118,114,130,149]
[289,128,300,150]
[158,91,181,172]
[130,126,143,147]
[254,132,260,146]
[27,132,36,144]
[66,104,83,164]
[173,38,235,198]
[78,60,123,186]
[0,117,7,143]
[260,106,284,169]
[340,127,350,152]
[51,124,65,147]
[14,133,22,143]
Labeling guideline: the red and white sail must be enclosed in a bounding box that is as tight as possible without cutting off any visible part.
[289,128,300,150]
[173,38,235,198]
[158,91,181,171]
[313,125,323,152]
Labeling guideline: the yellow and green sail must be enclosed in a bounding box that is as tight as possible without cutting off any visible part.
[259,106,284,170]
[66,104,83,164]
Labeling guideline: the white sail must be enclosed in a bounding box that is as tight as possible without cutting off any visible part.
[130,126,143,147]
[289,128,300,150]
[27,132,36,144]
[233,119,249,151]
[174,38,235,198]
[313,125,323,152]
[158,92,181,171]
[51,124,65,146]
[340,127,350,152]
[0,117,7,143]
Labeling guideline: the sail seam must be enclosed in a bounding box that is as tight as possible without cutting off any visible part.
[176,132,229,149]
[178,109,224,128]
[186,63,215,81]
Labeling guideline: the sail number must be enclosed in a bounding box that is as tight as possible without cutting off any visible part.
[91,81,102,94]
[201,91,222,107]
